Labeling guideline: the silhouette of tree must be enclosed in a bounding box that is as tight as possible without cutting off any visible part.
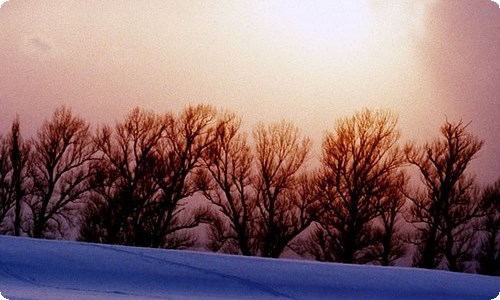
[80,105,217,249]
[307,109,405,264]
[374,172,407,266]
[10,118,30,236]
[253,121,319,258]
[406,120,483,271]
[197,113,258,255]
[27,107,96,238]
[80,108,165,245]
[475,179,499,275]
[0,118,32,236]
[147,104,218,248]
[0,133,14,232]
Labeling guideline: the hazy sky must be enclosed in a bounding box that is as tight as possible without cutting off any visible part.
[0,0,498,184]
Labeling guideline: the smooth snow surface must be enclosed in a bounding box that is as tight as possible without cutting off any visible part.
[0,236,498,300]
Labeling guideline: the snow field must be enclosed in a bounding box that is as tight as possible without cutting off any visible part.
[0,236,498,300]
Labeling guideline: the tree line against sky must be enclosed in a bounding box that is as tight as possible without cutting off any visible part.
[0,105,498,275]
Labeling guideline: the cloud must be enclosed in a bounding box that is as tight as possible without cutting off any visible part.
[20,35,59,61]
[30,37,53,52]
[418,0,500,108]
[417,0,500,183]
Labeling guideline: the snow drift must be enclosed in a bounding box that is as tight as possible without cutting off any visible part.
[0,236,498,300]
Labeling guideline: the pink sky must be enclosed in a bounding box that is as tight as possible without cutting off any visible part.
[0,0,498,184]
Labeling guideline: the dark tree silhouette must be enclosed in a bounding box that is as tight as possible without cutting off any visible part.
[0,133,14,232]
[475,179,500,275]
[27,107,96,238]
[0,119,31,234]
[80,105,217,249]
[80,108,166,245]
[253,121,319,258]
[7,118,31,236]
[374,172,407,266]
[147,104,218,248]
[197,113,258,255]
[200,118,322,258]
[406,120,483,271]
[307,109,405,264]
[10,118,31,236]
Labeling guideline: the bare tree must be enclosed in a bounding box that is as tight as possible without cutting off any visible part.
[197,113,257,255]
[9,118,31,235]
[310,109,405,264]
[27,106,96,238]
[0,118,31,234]
[253,121,319,258]
[374,172,407,266]
[406,120,484,271]
[475,179,499,275]
[148,104,218,249]
[0,133,14,232]
[80,108,165,245]
[81,105,219,248]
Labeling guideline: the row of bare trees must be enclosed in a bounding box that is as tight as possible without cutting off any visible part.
[0,105,497,275]
[197,116,319,258]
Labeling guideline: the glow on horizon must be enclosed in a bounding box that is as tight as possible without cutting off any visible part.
[261,0,373,53]
[0,0,498,184]
[247,0,435,121]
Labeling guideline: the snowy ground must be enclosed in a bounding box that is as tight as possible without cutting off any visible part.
[0,236,498,300]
